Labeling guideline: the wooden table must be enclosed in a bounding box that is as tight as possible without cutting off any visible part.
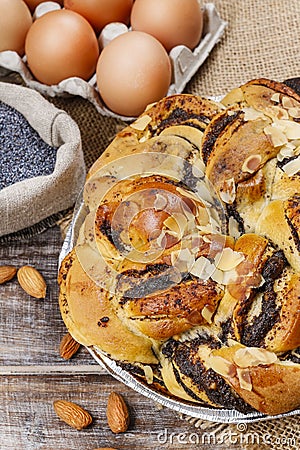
[2,225,298,450]
[2,225,243,450]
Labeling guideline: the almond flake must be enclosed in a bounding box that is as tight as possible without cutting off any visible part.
[228,216,241,239]
[277,143,295,161]
[143,365,154,384]
[281,156,300,176]
[282,96,298,109]
[176,186,203,205]
[264,124,288,147]
[197,224,213,233]
[219,178,236,204]
[201,305,214,324]
[190,256,215,280]
[131,114,152,131]
[196,181,214,205]
[170,250,179,266]
[221,268,239,285]
[139,130,151,142]
[207,355,236,378]
[174,248,195,272]
[145,102,157,111]
[210,267,224,284]
[275,119,300,140]
[237,368,252,391]
[288,107,300,119]
[243,107,266,121]
[154,193,168,210]
[163,216,180,233]
[242,154,262,173]
[271,93,280,103]
[192,158,206,177]
[233,347,278,368]
[163,213,188,237]
[215,248,244,271]
[266,105,289,120]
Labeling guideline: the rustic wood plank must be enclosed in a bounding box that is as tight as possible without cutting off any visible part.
[0,373,237,450]
[0,226,95,366]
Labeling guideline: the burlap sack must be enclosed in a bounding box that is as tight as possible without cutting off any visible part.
[0,82,85,240]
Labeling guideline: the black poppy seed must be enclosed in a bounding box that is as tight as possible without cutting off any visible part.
[0,101,58,190]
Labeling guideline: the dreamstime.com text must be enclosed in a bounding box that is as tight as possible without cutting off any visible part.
[156,423,297,447]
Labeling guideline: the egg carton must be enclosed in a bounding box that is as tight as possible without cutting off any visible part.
[0,2,227,121]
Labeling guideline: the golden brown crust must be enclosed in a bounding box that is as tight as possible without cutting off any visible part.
[256,197,300,272]
[58,84,300,416]
[88,94,223,180]
[202,109,277,196]
[210,345,300,415]
[58,250,157,364]
[120,277,223,340]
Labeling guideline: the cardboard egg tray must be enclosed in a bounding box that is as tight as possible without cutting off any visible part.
[0,2,226,121]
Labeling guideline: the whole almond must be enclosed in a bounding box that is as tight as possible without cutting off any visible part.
[59,332,81,360]
[53,400,92,430]
[0,265,17,284]
[17,265,46,298]
[106,392,130,434]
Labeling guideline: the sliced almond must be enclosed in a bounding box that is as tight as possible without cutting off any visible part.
[139,130,151,143]
[228,216,241,239]
[221,268,239,285]
[154,193,168,210]
[233,347,278,368]
[163,213,188,236]
[266,105,289,120]
[243,107,266,121]
[282,96,298,109]
[241,154,262,173]
[219,178,236,204]
[130,114,152,131]
[145,101,157,111]
[264,124,288,147]
[176,186,203,206]
[288,107,300,119]
[277,143,295,161]
[271,93,280,103]
[215,248,244,271]
[192,158,206,176]
[207,355,236,378]
[210,267,225,284]
[190,256,215,280]
[143,365,154,384]
[201,305,214,324]
[281,156,300,176]
[276,119,300,140]
[236,367,252,391]
[174,248,195,272]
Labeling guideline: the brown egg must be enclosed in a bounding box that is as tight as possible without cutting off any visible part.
[131,0,203,52]
[24,0,63,13]
[64,0,134,34]
[0,0,32,56]
[96,31,172,117]
[25,9,99,85]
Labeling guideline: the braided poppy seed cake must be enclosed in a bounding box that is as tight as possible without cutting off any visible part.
[58,80,300,416]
